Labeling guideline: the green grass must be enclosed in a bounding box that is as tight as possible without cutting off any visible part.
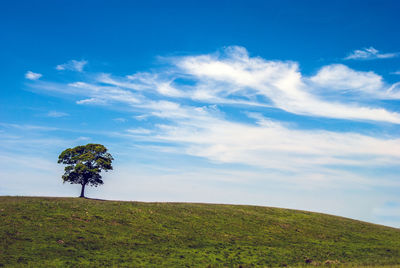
[1,196,399,267]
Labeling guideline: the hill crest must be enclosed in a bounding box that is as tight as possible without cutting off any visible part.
[1,196,399,267]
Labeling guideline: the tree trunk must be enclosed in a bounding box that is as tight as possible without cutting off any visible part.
[80,183,86,198]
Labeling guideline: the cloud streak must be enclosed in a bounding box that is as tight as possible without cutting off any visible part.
[128,105,400,171]
[47,111,69,118]
[345,47,398,60]
[56,59,88,72]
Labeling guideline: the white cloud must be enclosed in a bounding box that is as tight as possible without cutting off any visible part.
[310,64,384,94]
[28,47,400,125]
[76,136,91,141]
[30,47,400,124]
[138,106,400,171]
[76,98,107,105]
[310,65,400,101]
[99,73,185,97]
[126,128,152,135]
[47,111,69,118]
[98,73,148,91]
[56,59,87,72]
[24,46,400,169]
[345,47,398,60]
[69,81,141,105]
[134,114,149,121]
[0,122,58,131]
[25,71,42,80]
[175,46,400,123]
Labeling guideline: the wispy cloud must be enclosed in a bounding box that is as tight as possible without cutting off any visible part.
[344,47,398,60]
[0,122,58,131]
[24,46,400,175]
[129,106,400,171]
[69,81,141,105]
[47,111,69,118]
[25,71,42,80]
[28,47,400,125]
[98,73,185,97]
[126,128,152,135]
[76,98,107,105]
[175,46,400,123]
[310,64,383,94]
[56,59,87,72]
[310,65,400,100]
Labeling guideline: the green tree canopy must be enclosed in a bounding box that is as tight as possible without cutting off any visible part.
[58,144,113,198]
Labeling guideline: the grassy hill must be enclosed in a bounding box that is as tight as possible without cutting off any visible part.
[1,196,399,267]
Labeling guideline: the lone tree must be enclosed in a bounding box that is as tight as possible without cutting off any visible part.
[58,143,113,198]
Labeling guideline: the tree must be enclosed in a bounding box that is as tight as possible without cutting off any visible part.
[58,143,113,198]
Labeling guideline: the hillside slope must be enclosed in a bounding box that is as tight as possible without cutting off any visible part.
[1,196,399,267]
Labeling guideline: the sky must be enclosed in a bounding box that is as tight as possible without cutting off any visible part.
[1,0,400,227]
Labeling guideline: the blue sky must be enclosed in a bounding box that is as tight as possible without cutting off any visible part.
[1,0,400,227]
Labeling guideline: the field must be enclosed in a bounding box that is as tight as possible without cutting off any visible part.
[1,196,400,267]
